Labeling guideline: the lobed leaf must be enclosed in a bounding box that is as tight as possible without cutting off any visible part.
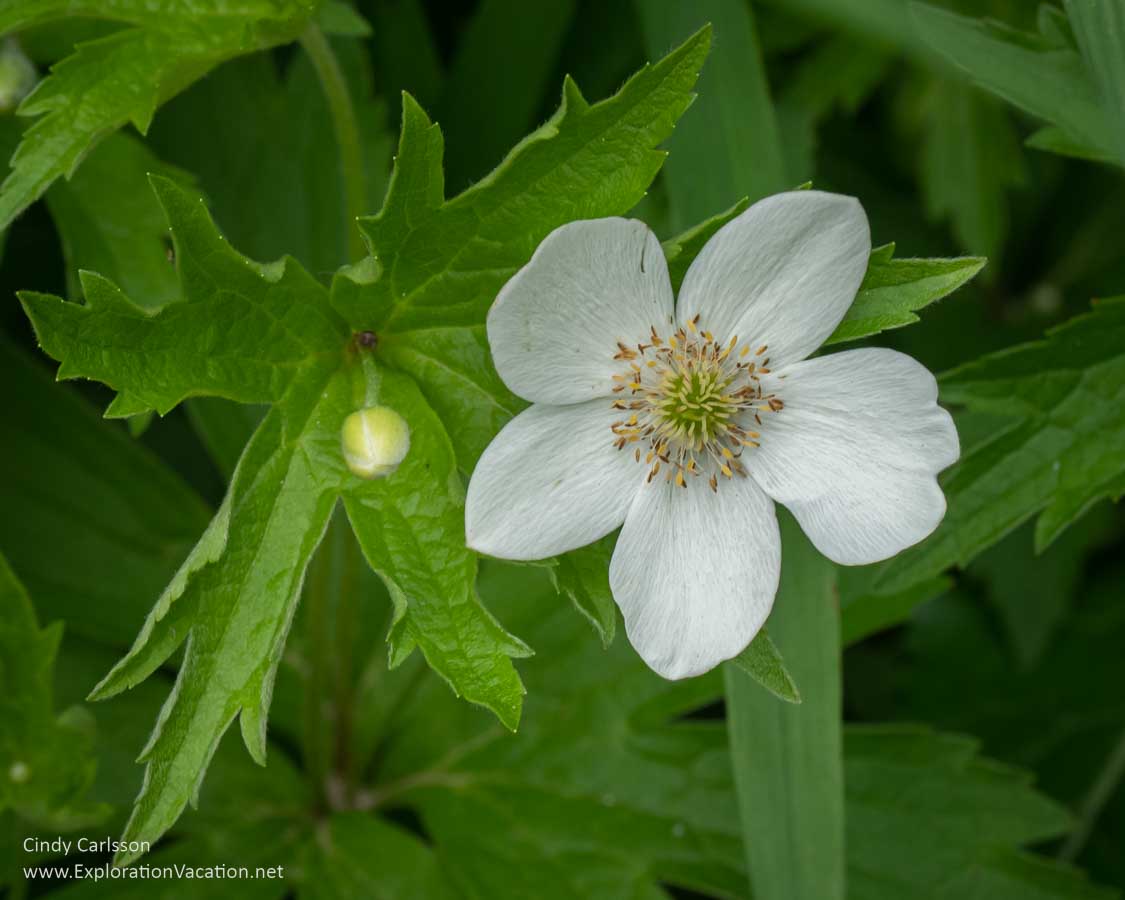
[340,28,711,469]
[826,242,986,345]
[910,2,1120,165]
[0,0,318,229]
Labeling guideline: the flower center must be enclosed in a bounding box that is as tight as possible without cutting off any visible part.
[610,316,784,491]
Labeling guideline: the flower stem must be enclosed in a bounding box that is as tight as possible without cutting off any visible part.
[723,513,845,900]
[299,22,368,264]
[1058,725,1125,862]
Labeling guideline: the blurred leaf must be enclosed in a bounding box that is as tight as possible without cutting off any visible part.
[0,552,106,831]
[880,296,1125,596]
[1064,0,1125,167]
[0,337,210,647]
[973,506,1116,667]
[438,0,576,190]
[148,43,393,280]
[0,0,320,230]
[346,561,1113,899]
[912,79,1023,262]
[910,3,1119,165]
[775,33,893,183]
[844,725,1113,899]
[368,0,443,115]
[637,0,786,226]
[298,812,457,900]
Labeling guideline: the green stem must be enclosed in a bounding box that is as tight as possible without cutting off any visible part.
[302,515,337,809]
[1058,726,1125,862]
[299,23,368,264]
[723,514,845,900]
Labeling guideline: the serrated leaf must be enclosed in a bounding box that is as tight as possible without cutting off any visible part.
[878,296,1125,596]
[22,175,346,415]
[0,552,107,830]
[909,2,1119,165]
[0,0,319,229]
[826,243,986,345]
[44,131,191,309]
[338,27,711,469]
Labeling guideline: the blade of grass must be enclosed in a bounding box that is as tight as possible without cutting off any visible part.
[725,514,843,900]
[636,0,786,228]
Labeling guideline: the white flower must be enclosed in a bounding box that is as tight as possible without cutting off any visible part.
[465,191,959,679]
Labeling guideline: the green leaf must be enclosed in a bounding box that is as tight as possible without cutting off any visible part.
[0,552,107,830]
[826,242,986,345]
[22,174,347,416]
[729,627,800,704]
[342,362,531,732]
[343,27,711,469]
[662,197,750,293]
[724,514,843,900]
[909,3,1119,165]
[298,812,457,900]
[844,725,1113,899]
[0,0,319,230]
[550,534,617,647]
[879,296,1125,596]
[1064,0,1125,168]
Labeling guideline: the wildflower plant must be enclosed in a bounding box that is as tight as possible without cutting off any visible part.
[1,2,1123,899]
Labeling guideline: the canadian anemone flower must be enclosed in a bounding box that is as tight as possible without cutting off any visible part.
[465,191,959,679]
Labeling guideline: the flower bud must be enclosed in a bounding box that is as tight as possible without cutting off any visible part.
[0,39,36,113]
[341,406,410,479]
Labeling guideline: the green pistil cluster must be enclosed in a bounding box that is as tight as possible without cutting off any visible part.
[656,368,734,448]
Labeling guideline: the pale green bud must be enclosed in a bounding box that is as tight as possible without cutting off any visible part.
[341,406,410,479]
[0,39,36,113]
[8,761,30,784]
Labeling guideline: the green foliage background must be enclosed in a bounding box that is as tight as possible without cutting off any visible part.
[0,1,1123,898]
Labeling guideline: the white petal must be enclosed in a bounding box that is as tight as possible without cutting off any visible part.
[487,218,674,405]
[677,191,870,367]
[750,348,959,566]
[609,476,780,680]
[466,400,642,561]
